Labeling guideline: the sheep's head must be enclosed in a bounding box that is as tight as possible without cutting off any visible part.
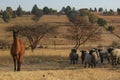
[71,48,76,53]
[107,47,114,53]
[98,48,102,52]
[80,49,86,52]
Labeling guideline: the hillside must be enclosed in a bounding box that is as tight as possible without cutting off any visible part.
[0,14,120,47]
[98,15,120,46]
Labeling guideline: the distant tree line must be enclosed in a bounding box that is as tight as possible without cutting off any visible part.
[0,4,58,22]
[0,5,26,22]
[89,7,114,15]
[1,5,120,22]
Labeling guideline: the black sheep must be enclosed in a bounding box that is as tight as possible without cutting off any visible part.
[69,48,79,64]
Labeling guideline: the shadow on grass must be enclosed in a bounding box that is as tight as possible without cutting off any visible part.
[0,54,83,71]
[23,55,84,71]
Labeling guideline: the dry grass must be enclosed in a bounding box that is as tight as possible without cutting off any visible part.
[0,14,120,80]
[0,49,120,80]
[39,15,69,23]
[0,69,119,80]
[0,14,120,46]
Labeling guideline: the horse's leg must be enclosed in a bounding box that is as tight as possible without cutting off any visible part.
[18,55,24,71]
[17,55,20,71]
[13,56,16,71]
[17,55,22,71]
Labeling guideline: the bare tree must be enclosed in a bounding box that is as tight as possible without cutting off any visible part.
[67,16,102,49]
[6,23,56,51]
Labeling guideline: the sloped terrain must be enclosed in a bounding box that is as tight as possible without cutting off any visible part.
[0,14,120,46]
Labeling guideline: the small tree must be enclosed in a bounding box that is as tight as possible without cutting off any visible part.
[16,5,23,16]
[31,4,39,15]
[60,7,65,13]
[31,4,43,22]
[67,12,101,49]
[2,11,10,22]
[89,8,93,12]
[98,7,103,12]
[6,7,13,18]
[107,26,115,31]
[94,8,97,12]
[0,10,3,15]
[97,18,107,27]
[103,9,114,16]
[32,10,43,22]
[43,6,49,14]
[6,23,56,51]
[117,8,120,15]
[65,6,72,15]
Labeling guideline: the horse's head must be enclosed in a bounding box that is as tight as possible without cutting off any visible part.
[12,29,19,38]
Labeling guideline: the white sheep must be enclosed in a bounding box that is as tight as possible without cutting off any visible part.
[108,48,120,66]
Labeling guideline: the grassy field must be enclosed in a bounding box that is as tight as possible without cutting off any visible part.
[0,14,120,46]
[0,14,120,80]
[0,49,120,80]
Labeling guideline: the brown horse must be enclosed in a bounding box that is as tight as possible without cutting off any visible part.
[11,29,25,71]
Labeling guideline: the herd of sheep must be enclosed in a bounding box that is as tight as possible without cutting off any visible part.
[69,47,120,68]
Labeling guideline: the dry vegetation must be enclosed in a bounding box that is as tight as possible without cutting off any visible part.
[0,14,120,46]
[0,49,120,80]
[0,14,120,80]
